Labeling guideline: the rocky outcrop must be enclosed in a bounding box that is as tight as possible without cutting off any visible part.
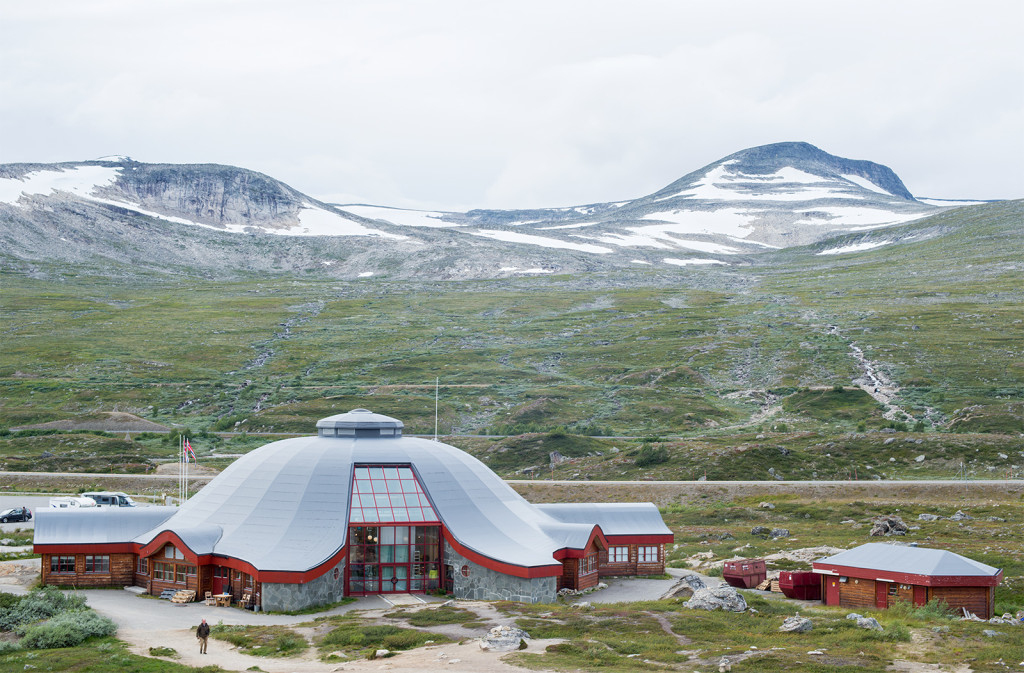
[684,585,747,612]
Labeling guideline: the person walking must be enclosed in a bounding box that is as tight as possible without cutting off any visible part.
[196,618,210,654]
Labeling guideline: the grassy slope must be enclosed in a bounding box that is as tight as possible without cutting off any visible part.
[0,201,1021,476]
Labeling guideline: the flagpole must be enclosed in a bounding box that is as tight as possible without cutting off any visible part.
[178,435,183,505]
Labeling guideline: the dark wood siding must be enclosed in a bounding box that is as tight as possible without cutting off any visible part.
[40,553,135,588]
[930,586,993,619]
[837,577,876,609]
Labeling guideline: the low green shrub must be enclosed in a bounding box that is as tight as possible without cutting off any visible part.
[19,610,116,649]
[0,640,22,654]
[0,587,87,631]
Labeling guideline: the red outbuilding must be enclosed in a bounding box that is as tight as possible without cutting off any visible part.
[813,543,1002,618]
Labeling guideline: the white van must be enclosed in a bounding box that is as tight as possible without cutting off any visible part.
[49,496,99,509]
[81,491,137,507]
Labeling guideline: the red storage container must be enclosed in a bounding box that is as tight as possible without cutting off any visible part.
[779,571,822,600]
[722,558,767,588]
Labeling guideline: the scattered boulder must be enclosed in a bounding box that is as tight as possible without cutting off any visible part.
[949,510,974,521]
[373,649,390,659]
[856,616,883,631]
[759,502,775,510]
[915,454,926,462]
[883,437,896,445]
[663,572,709,599]
[770,528,790,539]
[750,526,771,537]
[869,515,907,536]
[917,513,942,521]
[779,616,813,633]
[768,467,784,481]
[685,585,747,612]
[480,625,531,652]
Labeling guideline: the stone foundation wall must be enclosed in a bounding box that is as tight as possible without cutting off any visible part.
[445,542,556,603]
[261,558,346,612]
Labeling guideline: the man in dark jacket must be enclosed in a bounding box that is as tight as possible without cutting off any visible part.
[196,618,210,654]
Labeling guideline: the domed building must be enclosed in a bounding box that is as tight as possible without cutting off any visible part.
[34,409,673,611]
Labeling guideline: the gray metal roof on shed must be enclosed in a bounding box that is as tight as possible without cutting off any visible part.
[814,542,1000,577]
[133,410,665,575]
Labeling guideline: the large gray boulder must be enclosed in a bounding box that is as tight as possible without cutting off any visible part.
[480,625,531,652]
[661,573,707,600]
[869,515,907,536]
[684,585,747,612]
[779,616,813,632]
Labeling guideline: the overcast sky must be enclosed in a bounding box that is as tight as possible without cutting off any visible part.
[1,1,1021,210]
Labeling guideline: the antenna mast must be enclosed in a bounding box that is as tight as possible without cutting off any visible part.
[434,377,439,441]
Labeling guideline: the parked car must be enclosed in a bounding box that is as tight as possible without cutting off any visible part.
[0,507,32,523]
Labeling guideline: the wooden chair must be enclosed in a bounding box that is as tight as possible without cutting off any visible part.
[240,591,252,609]
[204,591,215,606]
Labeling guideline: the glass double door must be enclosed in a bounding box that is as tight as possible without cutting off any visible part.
[348,525,441,595]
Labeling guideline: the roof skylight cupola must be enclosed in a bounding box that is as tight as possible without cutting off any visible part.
[316,408,404,438]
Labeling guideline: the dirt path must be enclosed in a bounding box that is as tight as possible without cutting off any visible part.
[121,626,563,673]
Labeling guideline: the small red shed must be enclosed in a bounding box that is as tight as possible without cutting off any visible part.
[813,543,1002,618]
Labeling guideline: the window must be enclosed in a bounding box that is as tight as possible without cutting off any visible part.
[579,554,598,576]
[609,546,629,563]
[85,555,110,573]
[638,546,659,563]
[137,557,148,574]
[50,555,75,573]
[888,584,899,596]
[153,562,172,581]
[164,545,184,560]
[349,466,439,524]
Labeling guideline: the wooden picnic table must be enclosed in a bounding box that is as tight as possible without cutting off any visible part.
[213,593,232,607]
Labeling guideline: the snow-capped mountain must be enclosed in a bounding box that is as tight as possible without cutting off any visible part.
[0,143,992,279]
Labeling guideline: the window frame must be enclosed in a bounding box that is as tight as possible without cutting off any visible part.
[85,555,110,574]
[50,555,76,573]
[638,545,659,563]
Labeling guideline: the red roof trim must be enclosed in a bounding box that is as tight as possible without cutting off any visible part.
[812,562,1002,587]
[604,534,674,545]
[138,531,202,565]
[442,529,562,579]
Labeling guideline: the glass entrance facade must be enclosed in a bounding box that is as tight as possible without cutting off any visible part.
[348,525,442,594]
[347,465,443,595]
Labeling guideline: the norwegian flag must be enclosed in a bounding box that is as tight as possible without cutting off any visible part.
[184,438,197,463]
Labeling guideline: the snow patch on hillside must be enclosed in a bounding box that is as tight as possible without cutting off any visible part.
[654,163,867,203]
[842,174,890,196]
[339,204,461,228]
[817,240,892,255]
[472,229,613,254]
[295,207,406,239]
[639,207,753,238]
[664,257,729,266]
[538,221,598,230]
[796,207,925,229]
[0,166,121,205]
[917,198,989,207]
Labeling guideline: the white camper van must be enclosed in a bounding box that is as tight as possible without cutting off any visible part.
[49,496,99,509]
[81,491,137,507]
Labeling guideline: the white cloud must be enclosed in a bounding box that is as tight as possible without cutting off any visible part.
[0,1,1020,209]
